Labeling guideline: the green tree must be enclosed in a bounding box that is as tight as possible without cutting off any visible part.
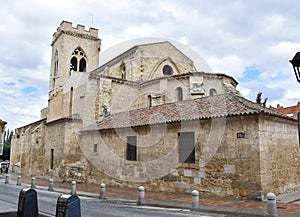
[256,92,268,107]
[1,129,13,160]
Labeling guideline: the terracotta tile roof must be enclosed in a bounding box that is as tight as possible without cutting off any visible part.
[86,93,294,131]
[272,102,300,119]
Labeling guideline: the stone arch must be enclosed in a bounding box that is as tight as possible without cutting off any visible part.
[149,58,180,79]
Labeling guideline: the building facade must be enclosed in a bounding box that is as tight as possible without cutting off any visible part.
[10,21,300,199]
[0,119,7,155]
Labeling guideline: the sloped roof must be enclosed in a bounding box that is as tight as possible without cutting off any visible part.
[273,102,300,117]
[84,93,294,132]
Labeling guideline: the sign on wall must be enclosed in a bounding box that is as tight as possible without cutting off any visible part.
[190,76,205,95]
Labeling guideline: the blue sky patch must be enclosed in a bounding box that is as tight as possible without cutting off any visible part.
[4,81,16,86]
[22,86,37,95]
[239,65,262,82]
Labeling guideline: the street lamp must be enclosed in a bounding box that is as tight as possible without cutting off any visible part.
[290,52,300,147]
[289,52,300,83]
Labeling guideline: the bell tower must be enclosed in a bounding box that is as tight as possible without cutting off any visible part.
[47,21,101,122]
[49,21,101,97]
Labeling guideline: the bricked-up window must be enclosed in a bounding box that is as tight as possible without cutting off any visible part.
[176,87,183,102]
[94,144,97,153]
[50,149,54,169]
[54,50,59,77]
[178,132,195,163]
[126,136,137,161]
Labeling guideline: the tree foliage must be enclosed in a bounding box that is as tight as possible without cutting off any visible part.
[256,92,268,107]
[1,129,13,160]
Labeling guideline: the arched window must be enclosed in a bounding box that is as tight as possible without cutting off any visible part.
[79,58,86,72]
[163,65,173,76]
[209,88,217,96]
[54,51,59,76]
[176,87,183,102]
[147,95,152,107]
[70,47,87,73]
[120,63,126,79]
[70,57,77,72]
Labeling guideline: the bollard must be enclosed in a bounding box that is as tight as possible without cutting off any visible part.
[71,181,77,195]
[48,179,54,191]
[4,174,9,184]
[17,175,21,186]
[17,188,38,217]
[31,177,36,188]
[266,192,278,217]
[137,186,145,205]
[99,183,106,199]
[191,190,199,209]
[56,194,81,217]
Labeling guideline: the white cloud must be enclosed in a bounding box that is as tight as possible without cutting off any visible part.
[1,0,300,129]
[207,54,246,78]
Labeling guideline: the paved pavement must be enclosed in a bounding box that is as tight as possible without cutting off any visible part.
[1,172,300,216]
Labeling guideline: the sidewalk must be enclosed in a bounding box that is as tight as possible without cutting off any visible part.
[2,172,300,217]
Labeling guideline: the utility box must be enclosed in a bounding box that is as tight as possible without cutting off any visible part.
[17,188,38,217]
[56,194,81,217]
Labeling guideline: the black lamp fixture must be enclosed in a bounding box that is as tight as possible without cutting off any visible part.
[289,52,300,83]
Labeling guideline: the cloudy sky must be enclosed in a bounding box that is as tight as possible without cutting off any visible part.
[1,0,300,129]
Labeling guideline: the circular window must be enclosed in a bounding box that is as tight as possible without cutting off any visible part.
[163,65,173,76]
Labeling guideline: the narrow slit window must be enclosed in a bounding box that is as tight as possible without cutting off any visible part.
[50,149,54,169]
[94,144,98,153]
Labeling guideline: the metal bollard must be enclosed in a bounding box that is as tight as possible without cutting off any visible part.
[4,174,9,184]
[17,175,21,186]
[99,183,106,199]
[71,181,77,195]
[266,192,278,217]
[191,190,199,209]
[31,177,36,188]
[48,179,54,191]
[137,186,145,205]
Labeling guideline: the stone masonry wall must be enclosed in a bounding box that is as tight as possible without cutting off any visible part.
[13,112,299,199]
[102,42,195,82]
[79,115,266,198]
[11,120,46,176]
[258,114,300,195]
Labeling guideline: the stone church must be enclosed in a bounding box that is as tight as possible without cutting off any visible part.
[11,21,300,199]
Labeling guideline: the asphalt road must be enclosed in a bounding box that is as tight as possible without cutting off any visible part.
[0,181,227,217]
